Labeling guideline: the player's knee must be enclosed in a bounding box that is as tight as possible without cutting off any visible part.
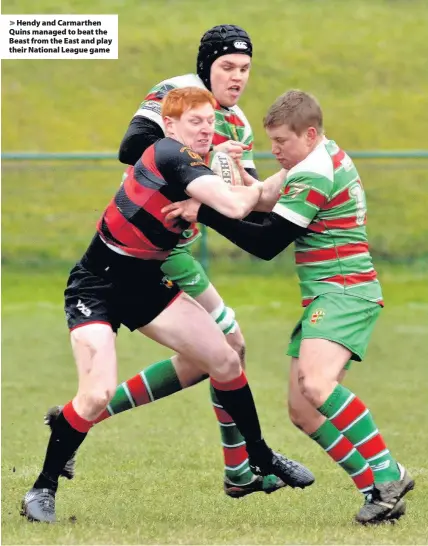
[77,385,114,418]
[211,346,242,383]
[298,374,325,408]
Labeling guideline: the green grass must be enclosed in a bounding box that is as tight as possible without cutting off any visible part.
[2,159,428,266]
[2,0,428,152]
[2,0,428,263]
[2,267,428,544]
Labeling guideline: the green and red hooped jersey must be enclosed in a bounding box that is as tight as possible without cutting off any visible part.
[272,138,383,307]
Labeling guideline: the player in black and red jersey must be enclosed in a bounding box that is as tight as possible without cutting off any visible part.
[21,87,314,523]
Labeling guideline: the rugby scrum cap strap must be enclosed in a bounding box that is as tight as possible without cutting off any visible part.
[197,25,253,90]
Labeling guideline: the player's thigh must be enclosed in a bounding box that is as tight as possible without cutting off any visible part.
[71,323,118,394]
[140,292,239,377]
[161,246,209,298]
[295,293,381,380]
[162,248,238,336]
[65,260,120,392]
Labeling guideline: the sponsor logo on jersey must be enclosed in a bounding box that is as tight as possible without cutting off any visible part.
[287,182,309,198]
[185,274,201,287]
[142,100,162,114]
[180,146,202,161]
[234,40,248,50]
[310,308,326,325]
[154,83,175,100]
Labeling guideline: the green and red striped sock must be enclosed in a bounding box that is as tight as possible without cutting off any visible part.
[94,358,182,423]
[318,385,400,483]
[95,360,257,486]
[210,384,254,485]
[310,419,374,494]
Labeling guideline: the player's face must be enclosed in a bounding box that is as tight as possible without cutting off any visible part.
[210,54,251,107]
[266,124,319,170]
[172,103,215,155]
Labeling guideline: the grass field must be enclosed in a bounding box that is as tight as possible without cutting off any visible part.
[2,0,428,152]
[2,0,428,543]
[2,266,428,544]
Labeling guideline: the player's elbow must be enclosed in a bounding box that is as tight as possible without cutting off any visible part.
[259,248,277,261]
[228,201,250,220]
[255,242,284,261]
[118,143,134,165]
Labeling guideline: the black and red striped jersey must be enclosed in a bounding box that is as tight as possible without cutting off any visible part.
[97,137,212,260]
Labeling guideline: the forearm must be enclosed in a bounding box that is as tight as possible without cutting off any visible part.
[197,204,304,260]
[229,183,264,217]
[254,169,287,212]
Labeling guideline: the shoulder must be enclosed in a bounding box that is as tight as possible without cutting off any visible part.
[229,104,252,130]
[155,138,203,165]
[135,74,204,109]
[287,141,334,183]
[155,137,182,156]
[152,73,205,93]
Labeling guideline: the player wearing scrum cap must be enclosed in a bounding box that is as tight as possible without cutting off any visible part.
[45,26,286,498]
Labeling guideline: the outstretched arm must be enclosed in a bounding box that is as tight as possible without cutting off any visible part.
[197,204,306,260]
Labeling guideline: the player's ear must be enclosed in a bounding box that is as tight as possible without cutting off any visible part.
[163,116,174,134]
[306,126,318,144]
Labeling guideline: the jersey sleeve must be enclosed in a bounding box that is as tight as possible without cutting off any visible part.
[155,139,213,190]
[272,172,333,228]
[133,82,176,129]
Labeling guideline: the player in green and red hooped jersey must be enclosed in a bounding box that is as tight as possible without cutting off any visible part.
[45,26,287,499]
[163,89,415,524]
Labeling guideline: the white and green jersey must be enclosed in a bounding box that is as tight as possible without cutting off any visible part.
[272,138,383,306]
[134,74,255,246]
[134,73,255,168]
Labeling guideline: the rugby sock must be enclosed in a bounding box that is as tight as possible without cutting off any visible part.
[318,385,400,482]
[94,358,182,423]
[211,372,272,466]
[210,384,254,485]
[310,419,374,494]
[33,402,91,491]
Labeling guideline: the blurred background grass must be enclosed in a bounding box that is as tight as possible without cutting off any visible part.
[2,0,428,268]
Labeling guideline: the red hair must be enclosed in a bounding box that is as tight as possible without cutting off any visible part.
[162,87,216,118]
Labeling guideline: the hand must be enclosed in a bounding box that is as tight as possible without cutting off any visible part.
[213,140,249,161]
[236,159,259,187]
[162,198,202,223]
